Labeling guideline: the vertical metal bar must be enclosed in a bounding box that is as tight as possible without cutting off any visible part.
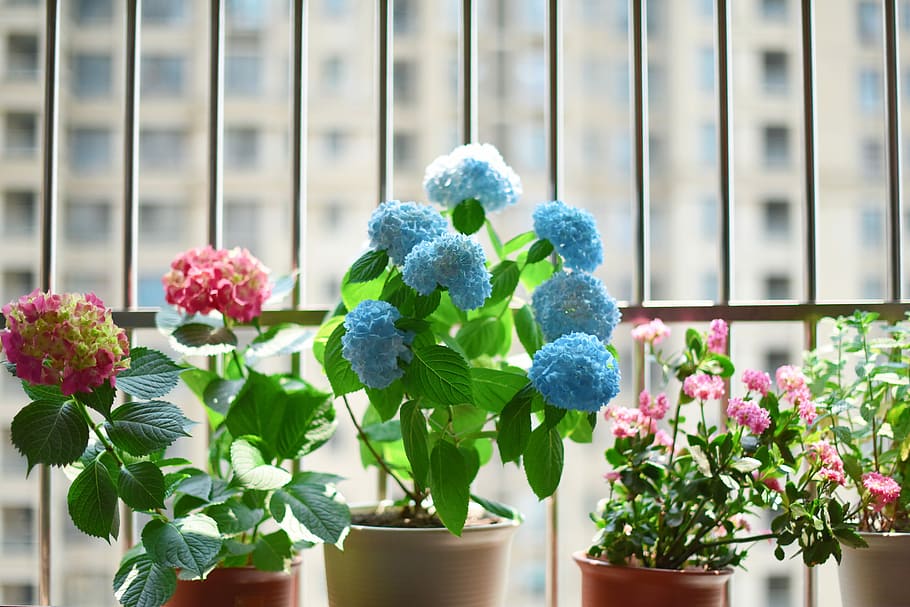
[378,0,392,203]
[121,0,142,552]
[38,1,61,603]
[801,0,818,305]
[803,315,818,607]
[460,0,477,144]
[884,0,904,301]
[716,0,733,304]
[632,0,650,304]
[291,0,307,309]
[208,0,225,248]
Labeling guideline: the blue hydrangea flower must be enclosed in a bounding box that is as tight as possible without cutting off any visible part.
[341,300,411,389]
[423,143,522,213]
[367,200,448,265]
[529,332,621,412]
[533,200,603,272]
[531,271,621,343]
[402,233,492,311]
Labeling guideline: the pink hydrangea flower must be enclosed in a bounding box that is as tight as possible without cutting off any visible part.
[631,319,670,346]
[797,397,818,425]
[605,406,645,438]
[862,472,901,512]
[775,365,807,393]
[808,440,846,486]
[163,245,271,324]
[683,373,725,401]
[726,397,771,435]
[707,319,728,354]
[1,291,130,395]
[742,369,771,396]
[638,390,669,420]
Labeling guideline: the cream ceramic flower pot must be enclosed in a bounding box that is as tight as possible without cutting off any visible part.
[839,531,910,607]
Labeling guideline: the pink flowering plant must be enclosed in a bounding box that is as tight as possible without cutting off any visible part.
[803,311,910,533]
[588,318,856,571]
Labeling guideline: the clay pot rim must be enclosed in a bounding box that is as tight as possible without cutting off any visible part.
[855,530,910,537]
[572,551,734,578]
[204,556,303,572]
[347,501,521,533]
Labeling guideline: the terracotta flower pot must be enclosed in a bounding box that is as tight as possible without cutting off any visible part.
[164,560,300,607]
[324,506,520,607]
[573,551,731,607]
[839,531,910,607]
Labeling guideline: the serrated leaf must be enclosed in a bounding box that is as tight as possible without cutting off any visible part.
[365,381,405,422]
[202,378,245,416]
[206,500,262,535]
[119,461,166,511]
[404,345,473,407]
[106,401,191,456]
[428,440,469,535]
[68,452,119,540]
[471,369,528,414]
[253,530,294,572]
[230,438,292,490]
[269,472,350,546]
[524,425,564,499]
[348,249,390,283]
[452,198,486,235]
[170,324,238,356]
[514,305,544,356]
[324,323,364,396]
[456,317,504,360]
[11,400,88,470]
[142,514,222,579]
[488,261,521,306]
[527,239,554,264]
[400,401,429,487]
[245,323,313,364]
[498,385,533,463]
[116,347,184,399]
[313,315,345,365]
[341,267,387,311]
[21,382,67,403]
[74,384,116,419]
[113,552,177,607]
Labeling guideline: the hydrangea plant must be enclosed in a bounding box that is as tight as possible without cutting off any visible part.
[586,319,858,570]
[316,144,622,535]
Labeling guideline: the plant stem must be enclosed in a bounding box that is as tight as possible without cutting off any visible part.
[667,388,686,469]
[341,394,419,503]
[72,397,124,468]
[861,329,881,471]
[698,532,776,549]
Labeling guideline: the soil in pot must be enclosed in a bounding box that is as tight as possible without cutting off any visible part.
[165,561,300,607]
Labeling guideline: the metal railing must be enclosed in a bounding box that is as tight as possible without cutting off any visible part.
[28,0,910,605]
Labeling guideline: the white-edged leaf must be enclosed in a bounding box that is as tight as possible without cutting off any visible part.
[230,438,292,490]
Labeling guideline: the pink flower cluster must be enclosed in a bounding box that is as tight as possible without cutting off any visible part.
[707,319,728,354]
[0,291,130,395]
[808,440,846,486]
[162,246,271,324]
[638,390,669,420]
[726,397,771,435]
[605,405,672,448]
[862,472,901,512]
[683,373,725,401]
[631,319,670,346]
[775,365,817,425]
[742,369,771,396]
[753,471,785,493]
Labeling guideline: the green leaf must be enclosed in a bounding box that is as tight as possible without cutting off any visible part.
[324,324,364,396]
[116,347,184,400]
[253,530,294,572]
[456,317,505,360]
[313,315,345,365]
[21,381,68,403]
[68,452,119,540]
[413,290,442,318]
[106,401,191,456]
[113,552,177,607]
[171,324,238,356]
[526,239,554,264]
[471,368,528,413]
[502,230,536,256]
[206,499,261,535]
[141,514,222,579]
[557,410,595,443]
[366,381,405,422]
[518,253,555,290]
[514,305,544,356]
[269,472,351,546]
[730,457,762,473]
[404,345,473,407]
[341,267,387,311]
[10,400,88,470]
[362,419,402,442]
[400,401,430,487]
[428,440,470,536]
[470,493,524,522]
[74,384,116,419]
[498,385,533,463]
[202,378,245,416]
[266,272,297,304]
[348,249,390,283]
[488,261,521,305]
[118,461,166,511]
[245,323,313,364]
[230,438,292,490]
[452,198,486,235]
[524,425,564,499]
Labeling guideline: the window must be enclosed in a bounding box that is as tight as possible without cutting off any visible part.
[138,275,168,308]
[74,0,113,24]
[322,55,346,94]
[766,574,792,607]
[324,129,346,159]
[761,0,787,21]
[763,125,790,168]
[860,207,883,248]
[323,199,344,231]
[142,0,186,25]
[700,196,717,238]
[393,132,417,169]
[700,271,718,301]
[6,33,39,80]
[1,584,35,605]
[762,199,790,239]
[225,127,260,168]
[140,128,186,170]
[649,135,665,175]
[610,133,631,173]
[859,69,882,113]
[512,126,546,170]
[698,47,714,93]
[765,349,791,375]
[225,200,260,251]
[1,506,34,552]
[139,201,184,243]
[2,270,34,302]
[3,190,36,236]
[226,54,262,96]
[862,275,884,299]
[227,0,267,28]
[0,430,26,475]
[762,50,788,94]
[65,199,111,242]
[68,127,111,172]
[394,0,416,35]
[72,53,112,98]
[648,63,666,106]
[647,0,664,36]
[141,55,185,96]
[858,1,882,44]
[393,59,415,104]
[861,138,884,177]
[764,274,792,300]
[611,60,630,104]
[700,123,716,167]
[324,0,347,18]
[5,112,37,157]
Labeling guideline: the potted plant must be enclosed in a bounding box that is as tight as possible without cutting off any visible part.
[574,318,857,607]
[803,311,910,607]
[316,143,623,607]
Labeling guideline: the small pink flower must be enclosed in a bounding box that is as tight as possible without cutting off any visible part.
[707,319,728,354]
[653,429,673,449]
[726,397,771,435]
[631,319,670,346]
[604,470,621,483]
[606,406,645,438]
[797,398,818,425]
[728,514,751,532]
[683,373,725,401]
[775,365,807,393]
[753,471,785,493]
[808,440,846,486]
[638,390,669,420]
[742,369,771,396]
[862,472,901,512]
